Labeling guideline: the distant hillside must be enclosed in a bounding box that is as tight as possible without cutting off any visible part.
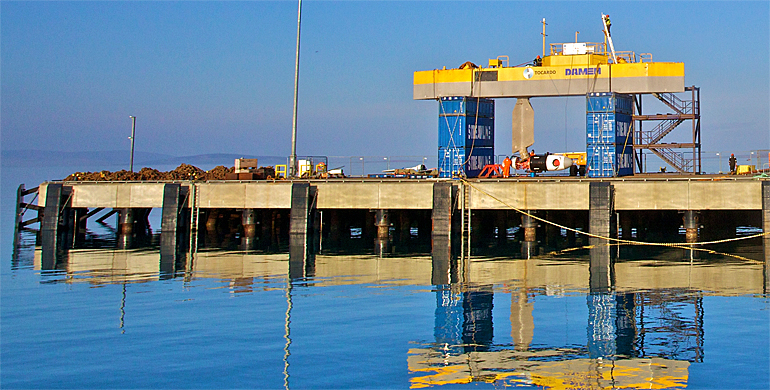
[1,150,286,170]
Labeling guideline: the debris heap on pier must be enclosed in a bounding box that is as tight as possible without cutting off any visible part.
[64,164,234,181]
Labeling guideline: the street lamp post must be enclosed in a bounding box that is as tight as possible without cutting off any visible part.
[289,0,302,178]
[129,116,136,172]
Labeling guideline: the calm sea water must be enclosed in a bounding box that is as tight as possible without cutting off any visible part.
[2,165,769,389]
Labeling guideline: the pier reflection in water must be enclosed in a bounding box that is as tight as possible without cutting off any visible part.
[21,231,767,389]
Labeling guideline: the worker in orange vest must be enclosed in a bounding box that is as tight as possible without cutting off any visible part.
[502,156,512,178]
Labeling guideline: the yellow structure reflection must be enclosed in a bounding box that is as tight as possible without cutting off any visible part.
[408,349,689,389]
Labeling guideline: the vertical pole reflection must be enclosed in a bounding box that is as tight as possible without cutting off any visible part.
[283,280,293,390]
[119,283,126,334]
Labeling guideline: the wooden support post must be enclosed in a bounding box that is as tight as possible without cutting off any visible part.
[160,183,181,274]
[40,183,63,270]
[589,182,615,292]
[13,184,24,254]
[432,182,453,285]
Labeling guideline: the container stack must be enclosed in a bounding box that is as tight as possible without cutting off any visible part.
[438,97,495,178]
[586,92,634,177]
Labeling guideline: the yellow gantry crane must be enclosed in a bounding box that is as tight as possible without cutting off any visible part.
[414,15,697,172]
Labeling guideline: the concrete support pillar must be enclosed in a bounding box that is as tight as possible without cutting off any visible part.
[432,182,453,242]
[362,211,375,241]
[684,210,700,243]
[73,208,88,248]
[496,211,508,244]
[398,211,411,243]
[375,209,390,240]
[432,182,453,285]
[241,209,257,250]
[272,211,281,247]
[41,183,64,270]
[117,208,134,249]
[566,212,578,247]
[289,183,313,280]
[160,183,181,273]
[374,238,391,257]
[589,182,615,293]
[544,211,561,249]
[329,210,340,244]
[521,211,537,242]
[258,210,271,248]
[762,181,770,293]
[620,212,633,240]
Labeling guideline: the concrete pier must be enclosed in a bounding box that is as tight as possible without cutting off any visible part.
[28,176,767,267]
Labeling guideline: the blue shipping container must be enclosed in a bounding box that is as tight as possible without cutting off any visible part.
[439,115,494,148]
[586,92,633,115]
[587,143,634,177]
[438,146,494,178]
[587,113,633,145]
[439,97,494,118]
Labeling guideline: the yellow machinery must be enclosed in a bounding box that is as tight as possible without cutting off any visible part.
[554,152,587,176]
[413,42,684,100]
[737,165,756,175]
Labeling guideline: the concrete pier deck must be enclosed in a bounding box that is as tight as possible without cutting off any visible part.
[35,176,764,211]
[16,175,770,291]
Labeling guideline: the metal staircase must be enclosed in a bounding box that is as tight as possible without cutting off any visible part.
[633,86,701,174]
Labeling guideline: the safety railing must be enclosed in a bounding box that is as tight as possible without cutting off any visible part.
[340,156,434,177]
[613,51,638,63]
[549,42,607,56]
[641,118,685,145]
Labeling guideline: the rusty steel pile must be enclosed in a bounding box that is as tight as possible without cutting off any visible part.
[64,164,234,182]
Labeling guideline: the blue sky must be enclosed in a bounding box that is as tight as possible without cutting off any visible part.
[2,1,768,161]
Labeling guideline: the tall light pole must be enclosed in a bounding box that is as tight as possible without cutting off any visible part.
[289,0,302,178]
[129,116,136,172]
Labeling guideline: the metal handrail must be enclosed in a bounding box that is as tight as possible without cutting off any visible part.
[549,42,607,56]
[613,51,638,63]
[643,119,685,145]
